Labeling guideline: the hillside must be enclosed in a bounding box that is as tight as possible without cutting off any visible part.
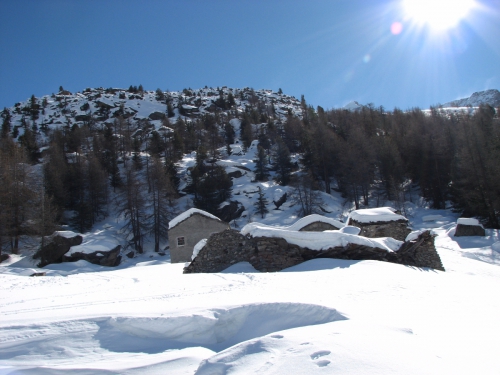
[4,86,302,143]
[441,89,500,108]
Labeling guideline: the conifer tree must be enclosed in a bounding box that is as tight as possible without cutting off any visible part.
[254,146,269,181]
[254,186,269,218]
[272,139,293,185]
[1,108,11,138]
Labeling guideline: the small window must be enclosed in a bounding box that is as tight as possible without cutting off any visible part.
[177,236,185,246]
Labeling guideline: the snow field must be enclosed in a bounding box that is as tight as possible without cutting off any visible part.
[2,229,500,374]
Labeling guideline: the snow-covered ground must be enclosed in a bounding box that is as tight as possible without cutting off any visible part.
[1,208,500,374]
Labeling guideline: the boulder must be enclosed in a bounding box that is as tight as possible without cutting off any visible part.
[63,245,122,267]
[455,218,485,237]
[34,232,83,267]
[148,111,166,120]
[227,170,243,179]
[0,253,10,263]
[75,114,91,122]
[217,201,245,222]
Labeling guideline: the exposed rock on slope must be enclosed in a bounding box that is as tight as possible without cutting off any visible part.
[442,89,500,108]
[34,232,83,267]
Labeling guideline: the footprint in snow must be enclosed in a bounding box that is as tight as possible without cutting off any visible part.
[310,350,331,360]
[316,360,331,367]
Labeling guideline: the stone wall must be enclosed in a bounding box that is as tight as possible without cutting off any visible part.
[455,224,485,237]
[183,229,445,273]
[299,222,341,232]
[348,219,411,241]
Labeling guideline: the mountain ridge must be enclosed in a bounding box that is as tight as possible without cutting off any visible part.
[441,89,500,108]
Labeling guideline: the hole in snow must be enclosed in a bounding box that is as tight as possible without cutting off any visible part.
[96,302,346,353]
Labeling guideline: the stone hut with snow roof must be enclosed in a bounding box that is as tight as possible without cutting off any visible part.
[168,208,229,263]
[347,207,411,241]
[290,214,344,232]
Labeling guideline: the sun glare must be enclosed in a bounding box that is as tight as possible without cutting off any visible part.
[402,0,475,31]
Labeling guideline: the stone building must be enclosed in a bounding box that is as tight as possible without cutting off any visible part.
[347,207,411,241]
[168,208,229,263]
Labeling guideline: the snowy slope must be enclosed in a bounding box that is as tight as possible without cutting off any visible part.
[441,89,500,108]
[1,209,500,374]
[5,86,303,144]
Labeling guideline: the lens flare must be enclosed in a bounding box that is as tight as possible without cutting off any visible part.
[391,22,403,35]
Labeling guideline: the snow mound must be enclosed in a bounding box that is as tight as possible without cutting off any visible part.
[55,230,80,238]
[348,207,407,223]
[339,225,361,235]
[169,208,221,229]
[405,230,423,242]
[108,303,346,351]
[241,223,402,252]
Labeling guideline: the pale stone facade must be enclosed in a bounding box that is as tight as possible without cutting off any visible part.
[168,213,228,263]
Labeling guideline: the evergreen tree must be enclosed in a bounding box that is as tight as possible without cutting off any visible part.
[253,146,269,181]
[194,165,232,215]
[1,108,12,138]
[254,186,269,218]
[272,139,293,185]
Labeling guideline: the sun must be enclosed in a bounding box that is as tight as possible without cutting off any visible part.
[402,0,475,31]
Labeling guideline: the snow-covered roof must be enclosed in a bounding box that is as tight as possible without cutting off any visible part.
[287,214,344,231]
[348,207,407,224]
[241,223,402,252]
[168,208,221,230]
[457,218,483,227]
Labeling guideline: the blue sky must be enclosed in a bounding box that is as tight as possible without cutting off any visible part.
[1,0,499,111]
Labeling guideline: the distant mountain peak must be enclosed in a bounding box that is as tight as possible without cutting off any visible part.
[441,89,500,108]
[343,100,364,111]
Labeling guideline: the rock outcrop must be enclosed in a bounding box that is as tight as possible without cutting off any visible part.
[217,201,245,222]
[183,229,444,274]
[62,245,122,267]
[348,219,411,241]
[34,232,83,267]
